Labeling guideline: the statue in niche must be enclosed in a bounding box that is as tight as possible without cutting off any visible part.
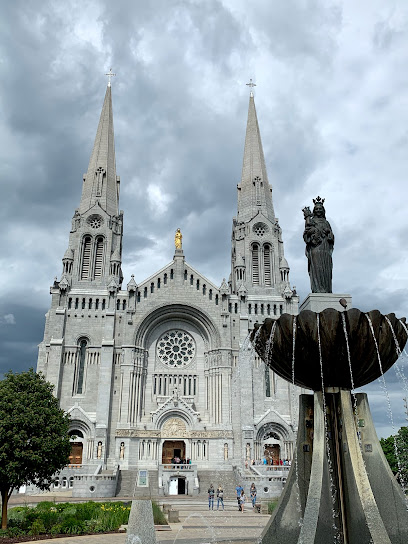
[175,228,182,249]
[302,197,334,293]
[224,443,229,460]
[71,210,80,232]
[120,442,125,460]
[97,441,103,459]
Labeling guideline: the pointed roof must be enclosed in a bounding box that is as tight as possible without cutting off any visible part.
[237,94,275,222]
[79,84,118,217]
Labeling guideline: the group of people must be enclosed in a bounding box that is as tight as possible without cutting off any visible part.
[207,483,257,512]
[207,484,224,510]
[245,458,291,467]
[170,457,191,464]
[235,483,257,512]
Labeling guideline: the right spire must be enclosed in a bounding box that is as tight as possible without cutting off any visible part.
[237,88,275,223]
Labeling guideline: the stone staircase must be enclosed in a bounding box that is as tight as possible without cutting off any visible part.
[196,468,239,500]
[116,469,159,498]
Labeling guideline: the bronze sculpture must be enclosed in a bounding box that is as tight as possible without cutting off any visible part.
[303,196,334,293]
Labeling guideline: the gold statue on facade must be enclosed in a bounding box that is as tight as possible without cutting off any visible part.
[175,228,182,249]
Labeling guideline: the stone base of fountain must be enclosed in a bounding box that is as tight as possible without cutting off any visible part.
[299,293,352,313]
[260,392,408,544]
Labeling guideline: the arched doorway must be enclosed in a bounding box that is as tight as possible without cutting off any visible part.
[264,444,280,464]
[169,476,187,495]
[68,429,84,465]
[69,442,83,465]
[162,440,186,464]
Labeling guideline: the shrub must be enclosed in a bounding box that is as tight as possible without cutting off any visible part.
[2,499,166,537]
[29,519,46,536]
[38,510,59,531]
[268,499,279,515]
[60,517,85,535]
[61,506,77,519]
[6,527,24,537]
[7,507,27,529]
[152,501,167,525]
[50,523,63,536]
[7,506,37,532]
[34,501,55,512]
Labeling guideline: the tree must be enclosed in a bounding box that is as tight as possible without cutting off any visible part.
[380,426,408,482]
[0,369,71,529]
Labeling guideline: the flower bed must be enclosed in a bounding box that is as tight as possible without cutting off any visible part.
[0,500,167,542]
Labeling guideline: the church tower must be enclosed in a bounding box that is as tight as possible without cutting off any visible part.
[230,86,299,465]
[230,88,298,325]
[37,78,123,468]
[62,80,123,293]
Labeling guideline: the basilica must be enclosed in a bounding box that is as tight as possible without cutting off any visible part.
[36,80,300,498]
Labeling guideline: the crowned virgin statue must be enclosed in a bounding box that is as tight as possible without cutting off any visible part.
[302,196,334,293]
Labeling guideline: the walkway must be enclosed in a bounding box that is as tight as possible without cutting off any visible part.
[11,497,270,543]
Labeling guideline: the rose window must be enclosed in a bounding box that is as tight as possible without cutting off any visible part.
[253,222,268,236]
[156,330,196,367]
[88,215,103,229]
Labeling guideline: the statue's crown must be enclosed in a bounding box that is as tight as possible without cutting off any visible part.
[313,195,325,205]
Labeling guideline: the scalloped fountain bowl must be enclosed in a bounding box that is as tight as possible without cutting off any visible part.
[251,308,408,391]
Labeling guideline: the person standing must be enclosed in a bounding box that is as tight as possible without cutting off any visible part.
[208,484,215,510]
[216,485,224,510]
[236,484,243,511]
[240,489,247,513]
[250,482,257,508]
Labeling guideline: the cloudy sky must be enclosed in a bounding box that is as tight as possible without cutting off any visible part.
[0,0,407,438]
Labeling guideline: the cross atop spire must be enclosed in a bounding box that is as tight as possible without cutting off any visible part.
[105,68,116,87]
[246,78,256,97]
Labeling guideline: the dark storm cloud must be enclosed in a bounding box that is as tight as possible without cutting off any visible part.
[1,0,407,436]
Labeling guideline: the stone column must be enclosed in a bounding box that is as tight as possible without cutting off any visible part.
[126,500,157,544]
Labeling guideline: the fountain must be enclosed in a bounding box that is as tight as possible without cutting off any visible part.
[250,198,408,544]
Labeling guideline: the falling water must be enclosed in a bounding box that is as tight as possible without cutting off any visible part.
[265,320,277,363]
[317,315,342,543]
[290,316,303,528]
[265,321,277,412]
[171,511,217,543]
[366,314,408,502]
[385,316,408,395]
[341,313,361,447]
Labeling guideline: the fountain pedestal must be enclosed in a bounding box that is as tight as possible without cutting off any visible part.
[299,293,352,313]
[260,391,408,544]
[253,307,408,543]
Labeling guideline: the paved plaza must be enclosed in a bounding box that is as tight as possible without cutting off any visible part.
[9,496,270,544]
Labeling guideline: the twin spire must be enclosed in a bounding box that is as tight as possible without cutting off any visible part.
[78,75,274,226]
[79,76,119,217]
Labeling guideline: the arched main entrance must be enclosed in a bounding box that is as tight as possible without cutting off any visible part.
[68,429,84,465]
[264,444,280,464]
[69,442,83,465]
[162,440,186,464]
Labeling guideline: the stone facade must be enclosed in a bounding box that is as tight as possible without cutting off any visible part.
[36,85,300,497]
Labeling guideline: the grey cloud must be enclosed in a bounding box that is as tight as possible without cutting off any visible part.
[1,0,407,439]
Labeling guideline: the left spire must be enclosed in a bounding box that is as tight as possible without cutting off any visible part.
[79,72,118,217]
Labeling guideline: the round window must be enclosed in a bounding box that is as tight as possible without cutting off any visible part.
[156,330,196,367]
[87,215,103,229]
[253,222,268,236]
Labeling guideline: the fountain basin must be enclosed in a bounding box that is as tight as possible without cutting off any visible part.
[251,308,407,391]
